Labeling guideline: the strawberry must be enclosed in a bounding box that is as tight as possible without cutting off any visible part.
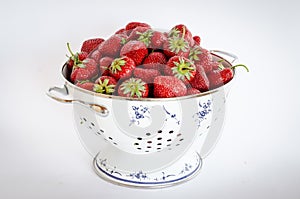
[81,38,105,54]
[128,26,151,41]
[187,88,201,95]
[136,29,167,49]
[108,56,136,80]
[66,43,88,70]
[193,36,201,46]
[75,81,95,91]
[163,34,189,58]
[70,58,98,82]
[143,52,167,71]
[194,48,213,73]
[133,68,161,83]
[98,34,127,57]
[94,76,117,94]
[117,78,149,98]
[125,22,151,30]
[89,49,102,63]
[153,76,187,98]
[208,64,249,89]
[188,45,202,62]
[169,24,193,46]
[210,60,222,70]
[120,40,148,66]
[99,56,113,76]
[149,31,167,49]
[115,28,127,35]
[208,69,229,89]
[162,65,173,76]
[165,56,196,84]
[189,64,210,92]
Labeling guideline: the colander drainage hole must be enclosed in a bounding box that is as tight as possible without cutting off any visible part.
[108,137,113,140]
[157,137,162,140]
[167,139,172,142]
[179,138,184,141]
[137,137,142,140]
[158,130,162,134]
[147,141,152,144]
[169,130,174,134]
[134,143,139,146]
[90,122,95,126]
[177,133,182,137]
[157,143,162,146]
[145,133,151,136]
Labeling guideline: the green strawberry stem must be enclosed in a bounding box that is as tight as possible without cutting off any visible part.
[231,64,249,72]
[67,42,75,57]
[181,26,186,39]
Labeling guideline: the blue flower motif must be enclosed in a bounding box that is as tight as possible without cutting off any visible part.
[163,105,180,125]
[129,105,150,126]
[193,100,212,128]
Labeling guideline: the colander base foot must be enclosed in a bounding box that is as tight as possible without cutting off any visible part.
[93,151,202,188]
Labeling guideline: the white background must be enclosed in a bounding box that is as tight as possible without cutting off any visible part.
[1,0,299,198]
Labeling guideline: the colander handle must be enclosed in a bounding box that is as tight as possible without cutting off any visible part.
[47,85,109,117]
[210,50,238,64]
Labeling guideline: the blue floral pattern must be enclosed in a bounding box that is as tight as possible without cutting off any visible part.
[129,105,150,126]
[163,105,180,125]
[193,100,212,128]
[96,154,200,184]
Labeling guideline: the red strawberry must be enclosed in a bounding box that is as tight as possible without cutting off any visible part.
[187,88,201,95]
[98,34,127,57]
[210,60,222,70]
[99,57,113,76]
[89,49,102,63]
[115,28,127,35]
[193,36,201,46]
[195,48,213,72]
[133,68,161,83]
[66,43,88,70]
[125,22,151,30]
[153,76,187,98]
[188,45,202,62]
[208,64,249,89]
[75,81,95,91]
[169,24,193,46]
[120,40,148,65]
[143,52,167,71]
[149,31,167,49]
[108,56,136,80]
[189,64,210,92]
[118,78,149,98]
[162,65,173,76]
[81,38,105,54]
[94,76,117,95]
[165,56,196,84]
[207,69,229,89]
[163,35,189,58]
[135,29,167,49]
[70,58,98,82]
[128,26,151,41]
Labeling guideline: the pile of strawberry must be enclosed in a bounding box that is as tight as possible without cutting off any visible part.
[66,22,248,98]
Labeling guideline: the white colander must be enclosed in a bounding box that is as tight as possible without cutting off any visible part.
[47,50,237,188]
